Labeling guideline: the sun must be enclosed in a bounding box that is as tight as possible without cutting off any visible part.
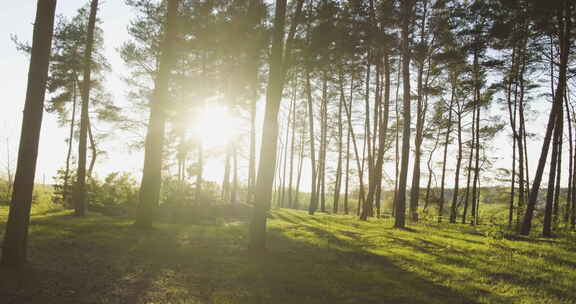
[189,104,242,149]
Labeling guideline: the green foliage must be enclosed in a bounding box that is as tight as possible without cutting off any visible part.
[0,178,11,204]
[52,170,139,214]
[88,172,139,209]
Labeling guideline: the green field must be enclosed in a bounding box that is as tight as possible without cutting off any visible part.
[1,206,575,304]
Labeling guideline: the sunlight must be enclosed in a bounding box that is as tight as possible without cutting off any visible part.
[189,104,242,149]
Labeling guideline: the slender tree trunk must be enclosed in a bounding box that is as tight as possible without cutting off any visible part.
[1,0,57,268]
[288,92,297,208]
[440,78,455,222]
[516,23,529,231]
[462,93,476,224]
[393,59,401,217]
[521,3,570,235]
[249,0,288,250]
[565,94,573,225]
[222,144,231,201]
[450,106,463,223]
[246,0,261,204]
[294,125,305,209]
[72,0,99,217]
[572,102,576,230]
[333,77,344,214]
[543,103,563,237]
[553,117,562,226]
[341,72,365,219]
[374,54,391,218]
[409,64,424,223]
[319,72,328,212]
[196,141,203,202]
[470,47,482,226]
[361,60,373,219]
[135,0,178,228]
[424,128,441,213]
[395,0,413,228]
[306,68,318,215]
[231,144,238,204]
[63,79,78,206]
[248,78,257,204]
[344,116,351,215]
[87,115,97,180]
[505,44,518,228]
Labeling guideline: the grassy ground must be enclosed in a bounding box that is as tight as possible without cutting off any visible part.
[0,206,575,304]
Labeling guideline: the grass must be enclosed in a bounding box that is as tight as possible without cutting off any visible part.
[0,206,575,304]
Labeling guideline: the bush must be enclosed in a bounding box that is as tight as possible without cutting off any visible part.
[52,170,139,215]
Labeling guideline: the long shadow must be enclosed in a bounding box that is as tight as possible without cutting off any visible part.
[2,210,573,303]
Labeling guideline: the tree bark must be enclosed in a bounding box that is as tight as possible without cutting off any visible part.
[72,0,99,217]
[441,76,455,222]
[521,2,570,235]
[306,68,318,215]
[1,0,57,268]
[63,79,78,206]
[394,0,413,228]
[135,0,178,228]
[248,0,288,250]
[450,102,463,223]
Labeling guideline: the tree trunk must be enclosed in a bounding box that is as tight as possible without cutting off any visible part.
[248,74,257,204]
[63,79,78,206]
[374,54,391,218]
[72,0,99,217]
[0,0,57,269]
[306,68,318,215]
[248,0,288,251]
[87,115,97,180]
[294,125,305,209]
[462,91,476,224]
[196,141,203,202]
[333,75,344,214]
[409,63,424,223]
[135,0,178,228]
[340,72,365,219]
[288,91,297,208]
[565,94,573,225]
[470,46,481,226]
[450,105,463,223]
[319,72,328,213]
[521,3,570,235]
[222,144,231,201]
[344,116,351,215]
[543,102,563,237]
[231,144,238,204]
[440,77,455,222]
[361,60,373,220]
[394,0,413,228]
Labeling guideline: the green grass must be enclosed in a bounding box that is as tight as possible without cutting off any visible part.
[0,206,575,304]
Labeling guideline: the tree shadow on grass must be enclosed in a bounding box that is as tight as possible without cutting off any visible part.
[3,209,567,304]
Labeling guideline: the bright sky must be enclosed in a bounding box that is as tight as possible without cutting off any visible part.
[0,1,140,185]
[0,1,569,193]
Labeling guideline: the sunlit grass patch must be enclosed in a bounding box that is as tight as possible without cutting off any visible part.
[0,206,575,303]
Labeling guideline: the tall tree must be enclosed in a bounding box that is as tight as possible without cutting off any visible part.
[135,0,179,228]
[520,0,572,235]
[394,0,414,228]
[72,0,99,217]
[0,0,58,268]
[248,0,289,250]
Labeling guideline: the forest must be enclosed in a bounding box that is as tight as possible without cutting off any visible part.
[0,0,575,303]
